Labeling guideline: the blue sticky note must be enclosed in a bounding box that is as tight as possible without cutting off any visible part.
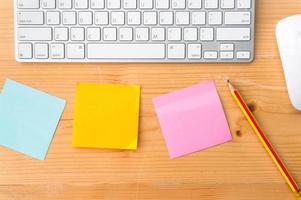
[0,79,66,160]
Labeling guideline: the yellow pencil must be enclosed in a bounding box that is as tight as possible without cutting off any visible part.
[228,80,301,198]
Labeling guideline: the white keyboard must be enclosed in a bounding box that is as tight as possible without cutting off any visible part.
[15,0,255,62]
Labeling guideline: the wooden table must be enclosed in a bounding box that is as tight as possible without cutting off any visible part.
[1,1,301,199]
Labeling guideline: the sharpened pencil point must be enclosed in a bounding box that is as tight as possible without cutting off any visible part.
[227,80,235,92]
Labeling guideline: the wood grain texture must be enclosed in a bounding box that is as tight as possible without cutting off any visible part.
[1,1,301,199]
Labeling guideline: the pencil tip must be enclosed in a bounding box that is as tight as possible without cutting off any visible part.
[227,80,235,91]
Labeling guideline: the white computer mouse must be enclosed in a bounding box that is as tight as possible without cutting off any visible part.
[276,14,301,111]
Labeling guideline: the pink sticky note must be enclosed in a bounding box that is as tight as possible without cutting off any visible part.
[153,80,232,159]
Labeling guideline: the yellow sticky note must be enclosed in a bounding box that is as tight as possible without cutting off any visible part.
[72,83,141,150]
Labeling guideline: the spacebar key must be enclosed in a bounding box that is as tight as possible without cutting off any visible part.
[87,44,165,59]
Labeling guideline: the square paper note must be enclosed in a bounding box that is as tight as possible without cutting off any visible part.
[72,83,140,150]
[0,79,66,160]
[153,80,232,159]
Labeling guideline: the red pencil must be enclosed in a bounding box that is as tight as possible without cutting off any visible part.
[228,80,301,197]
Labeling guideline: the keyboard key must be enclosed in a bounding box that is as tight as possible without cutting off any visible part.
[205,0,218,9]
[95,12,109,25]
[168,28,181,41]
[184,28,197,41]
[119,27,133,41]
[103,28,117,40]
[67,43,85,59]
[156,0,169,9]
[18,12,44,25]
[208,12,222,25]
[107,0,121,9]
[58,0,72,9]
[200,28,213,41]
[71,27,85,41]
[79,11,93,25]
[237,0,251,8]
[172,0,186,9]
[220,43,234,51]
[152,28,165,41]
[204,51,218,59]
[136,28,149,41]
[50,43,65,59]
[220,51,234,59]
[62,11,76,25]
[74,0,88,8]
[225,12,251,25]
[87,27,101,41]
[168,44,185,59]
[18,43,33,59]
[34,43,49,59]
[160,12,173,25]
[216,28,250,41]
[18,28,52,41]
[237,51,251,59]
[55,27,69,41]
[188,0,202,9]
[128,12,141,25]
[140,0,153,9]
[91,0,105,9]
[111,11,125,25]
[46,12,60,25]
[175,12,190,25]
[221,0,234,8]
[188,44,201,59]
[124,0,137,9]
[144,12,157,25]
[18,0,39,8]
[87,44,165,59]
[192,12,206,25]
[42,0,56,9]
